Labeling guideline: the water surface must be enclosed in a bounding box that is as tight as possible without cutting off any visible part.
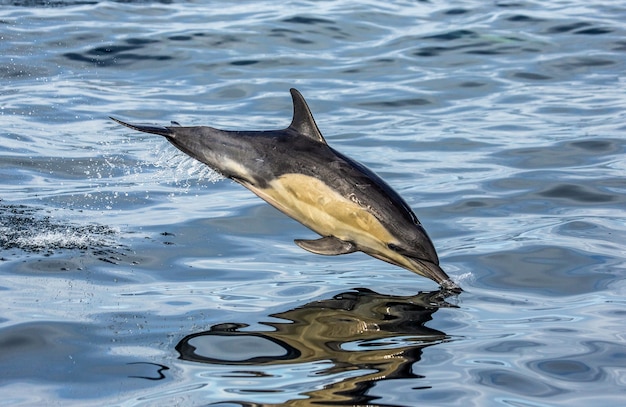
[1,1,625,405]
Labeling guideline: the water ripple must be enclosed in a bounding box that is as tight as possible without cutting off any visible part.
[1,0,625,405]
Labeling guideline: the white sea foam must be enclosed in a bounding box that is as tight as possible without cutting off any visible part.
[0,205,119,253]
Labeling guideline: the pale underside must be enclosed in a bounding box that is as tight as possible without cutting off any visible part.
[240,173,421,273]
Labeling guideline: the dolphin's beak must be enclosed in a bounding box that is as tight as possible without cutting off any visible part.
[370,250,462,293]
[410,258,462,293]
[405,256,463,293]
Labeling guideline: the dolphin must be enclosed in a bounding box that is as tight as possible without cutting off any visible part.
[111,89,461,292]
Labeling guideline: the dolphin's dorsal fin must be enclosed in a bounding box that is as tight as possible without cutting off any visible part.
[288,88,327,144]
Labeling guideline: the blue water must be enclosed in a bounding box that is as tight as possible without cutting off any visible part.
[1,1,625,405]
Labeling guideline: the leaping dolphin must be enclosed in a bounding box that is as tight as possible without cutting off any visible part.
[111,89,461,292]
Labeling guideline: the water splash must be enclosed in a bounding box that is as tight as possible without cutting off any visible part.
[151,141,225,190]
[0,203,119,254]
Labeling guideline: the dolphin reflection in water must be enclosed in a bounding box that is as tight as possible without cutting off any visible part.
[176,288,455,404]
[111,89,461,292]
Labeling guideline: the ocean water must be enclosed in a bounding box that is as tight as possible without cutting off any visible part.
[1,1,625,405]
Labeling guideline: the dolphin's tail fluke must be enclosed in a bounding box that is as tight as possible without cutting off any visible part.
[110,117,173,138]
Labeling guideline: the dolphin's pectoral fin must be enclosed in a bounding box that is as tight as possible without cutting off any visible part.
[294,236,357,256]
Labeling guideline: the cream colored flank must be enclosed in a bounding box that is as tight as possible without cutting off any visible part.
[241,173,419,272]
[216,156,253,181]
